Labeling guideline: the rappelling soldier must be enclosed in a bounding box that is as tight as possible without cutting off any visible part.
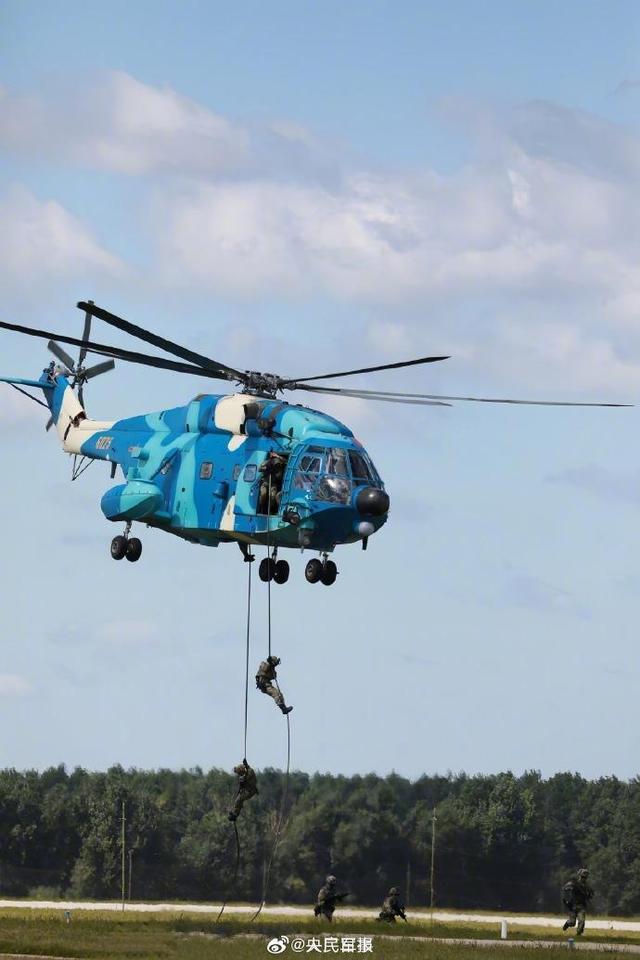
[314,875,347,921]
[256,655,293,715]
[228,759,258,821]
[376,886,407,923]
[562,867,594,936]
[258,452,287,515]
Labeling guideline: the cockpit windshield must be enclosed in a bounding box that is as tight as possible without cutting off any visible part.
[292,444,380,503]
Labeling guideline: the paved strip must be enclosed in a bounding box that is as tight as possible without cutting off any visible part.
[0,900,636,932]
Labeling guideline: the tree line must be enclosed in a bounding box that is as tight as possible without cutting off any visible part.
[1,766,639,914]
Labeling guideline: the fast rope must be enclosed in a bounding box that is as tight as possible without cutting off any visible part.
[267,474,272,658]
[250,707,291,922]
[216,554,253,923]
[215,819,240,923]
[250,474,290,920]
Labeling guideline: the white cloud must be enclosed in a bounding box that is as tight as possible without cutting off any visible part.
[505,574,590,619]
[0,384,46,427]
[3,74,640,396]
[0,186,122,282]
[94,619,159,646]
[0,673,33,696]
[549,465,640,505]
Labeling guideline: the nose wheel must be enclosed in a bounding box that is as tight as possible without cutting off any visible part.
[110,523,142,563]
[305,555,338,586]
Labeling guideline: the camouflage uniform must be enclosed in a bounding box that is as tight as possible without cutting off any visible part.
[228,760,258,821]
[313,876,345,922]
[256,656,292,714]
[562,869,594,936]
[258,453,287,515]
[376,887,407,923]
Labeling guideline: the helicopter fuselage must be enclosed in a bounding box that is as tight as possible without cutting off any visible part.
[46,371,389,554]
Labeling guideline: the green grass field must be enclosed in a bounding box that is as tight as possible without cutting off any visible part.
[0,908,639,959]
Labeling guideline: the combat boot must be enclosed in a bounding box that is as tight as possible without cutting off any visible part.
[280,704,293,715]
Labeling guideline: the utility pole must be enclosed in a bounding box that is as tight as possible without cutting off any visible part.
[128,848,133,902]
[121,801,126,913]
[405,859,411,907]
[429,808,437,918]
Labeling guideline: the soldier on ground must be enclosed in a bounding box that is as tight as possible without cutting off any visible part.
[562,867,594,936]
[228,759,258,821]
[314,875,348,922]
[256,655,293,715]
[376,886,407,923]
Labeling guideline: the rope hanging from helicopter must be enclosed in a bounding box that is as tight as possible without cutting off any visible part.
[250,709,290,922]
[250,474,291,921]
[216,554,253,923]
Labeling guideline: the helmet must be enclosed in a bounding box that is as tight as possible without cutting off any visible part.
[389,887,398,896]
[577,868,589,879]
[233,764,245,775]
[326,875,336,885]
[268,655,281,666]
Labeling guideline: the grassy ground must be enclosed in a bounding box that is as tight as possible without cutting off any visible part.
[0,909,637,959]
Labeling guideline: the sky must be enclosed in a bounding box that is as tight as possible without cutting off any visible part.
[1,0,640,781]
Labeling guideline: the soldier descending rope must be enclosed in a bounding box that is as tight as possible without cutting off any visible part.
[228,759,258,821]
[562,868,594,936]
[256,655,293,715]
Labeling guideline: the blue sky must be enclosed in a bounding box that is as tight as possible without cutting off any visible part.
[1,0,640,780]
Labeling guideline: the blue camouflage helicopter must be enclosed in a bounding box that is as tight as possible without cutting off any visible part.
[0,302,629,585]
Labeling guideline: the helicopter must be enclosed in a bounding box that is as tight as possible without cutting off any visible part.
[0,301,630,586]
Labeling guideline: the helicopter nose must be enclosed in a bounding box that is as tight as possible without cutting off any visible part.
[356,487,390,517]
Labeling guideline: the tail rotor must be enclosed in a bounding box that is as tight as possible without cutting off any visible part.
[46,300,115,429]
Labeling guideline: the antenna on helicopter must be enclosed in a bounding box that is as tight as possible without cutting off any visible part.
[45,301,116,430]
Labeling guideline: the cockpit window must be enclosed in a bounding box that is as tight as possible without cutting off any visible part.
[317,476,351,504]
[300,454,322,474]
[349,450,373,483]
[326,448,349,476]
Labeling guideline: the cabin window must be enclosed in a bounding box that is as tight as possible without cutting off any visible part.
[200,462,213,480]
[233,464,241,481]
[243,464,257,482]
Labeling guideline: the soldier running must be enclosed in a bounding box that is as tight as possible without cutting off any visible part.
[228,759,258,821]
[255,655,293,715]
[376,886,407,923]
[562,867,594,936]
[314,875,347,921]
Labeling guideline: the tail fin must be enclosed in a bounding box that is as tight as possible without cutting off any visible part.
[0,368,103,454]
[43,369,87,446]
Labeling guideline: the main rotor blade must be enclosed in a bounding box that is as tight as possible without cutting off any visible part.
[78,303,92,367]
[300,385,632,408]
[286,354,450,385]
[78,301,244,383]
[0,320,231,381]
[47,340,75,372]
[296,384,451,407]
[84,358,116,380]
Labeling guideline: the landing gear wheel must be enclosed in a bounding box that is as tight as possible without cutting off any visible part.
[305,558,323,584]
[110,535,127,560]
[125,537,142,562]
[321,560,337,586]
[273,559,290,584]
[259,557,276,582]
